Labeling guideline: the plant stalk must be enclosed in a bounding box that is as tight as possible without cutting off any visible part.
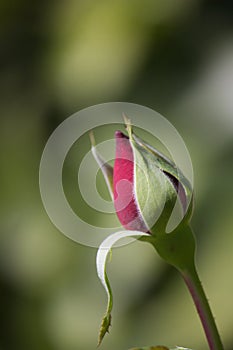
[181,265,224,350]
[147,224,224,350]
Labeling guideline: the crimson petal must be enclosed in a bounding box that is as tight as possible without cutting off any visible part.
[113,131,148,232]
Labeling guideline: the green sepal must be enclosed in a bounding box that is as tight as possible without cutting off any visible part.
[123,119,193,232]
[89,130,114,200]
[133,132,192,201]
[96,230,150,345]
[131,137,178,233]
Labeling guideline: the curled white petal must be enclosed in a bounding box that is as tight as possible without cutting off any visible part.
[96,230,150,344]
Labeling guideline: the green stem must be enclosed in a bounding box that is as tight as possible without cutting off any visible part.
[181,264,224,350]
[145,225,224,350]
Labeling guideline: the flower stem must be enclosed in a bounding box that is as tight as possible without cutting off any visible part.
[181,264,224,350]
[146,225,224,350]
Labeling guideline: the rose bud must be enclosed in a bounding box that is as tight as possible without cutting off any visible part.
[90,117,194,345]
[91,118,193,235]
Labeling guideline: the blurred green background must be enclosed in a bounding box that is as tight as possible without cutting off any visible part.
[1,0,233,349]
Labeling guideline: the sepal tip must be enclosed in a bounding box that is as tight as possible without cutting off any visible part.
[89,130,96,147]
[97,313,112,346]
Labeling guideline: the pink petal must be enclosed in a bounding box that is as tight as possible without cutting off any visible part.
[113,131,148,232]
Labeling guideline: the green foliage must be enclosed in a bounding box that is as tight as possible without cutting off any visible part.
[129,347,193,350]
[129,346,169,350]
